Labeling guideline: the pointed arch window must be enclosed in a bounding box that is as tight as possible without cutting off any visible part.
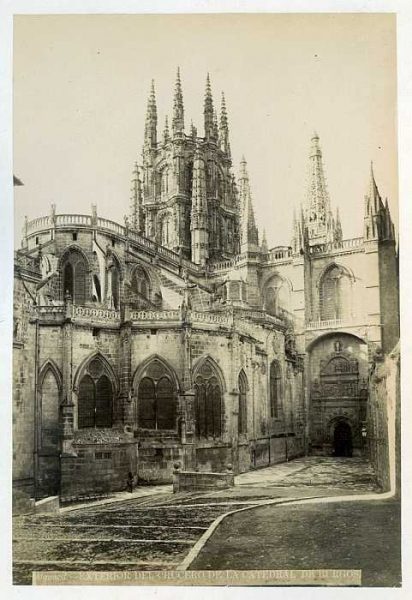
[78,358,113,429]
[136,359,177,430]
[270,360,281,418]
[194,360,223,439]
[238,371,248,435]
[264,276,290,317]
[40,369,60,448]
[320,265,352,321]
[131,265,151,307]
[62,250,88,304]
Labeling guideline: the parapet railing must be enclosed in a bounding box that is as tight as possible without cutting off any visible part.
[24,213,204,274]
[73,305,121,321]
[32,302,289,331]
[130,309,181,321]
[267,246,293,261]
[309,237,364,255]
[306,318,364,330]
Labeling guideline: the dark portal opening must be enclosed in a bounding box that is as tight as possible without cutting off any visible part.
[333,421,353,457]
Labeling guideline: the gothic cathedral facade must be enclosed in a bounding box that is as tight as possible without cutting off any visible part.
[13,71,399,502]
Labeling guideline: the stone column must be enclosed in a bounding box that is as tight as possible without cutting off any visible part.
[118,319,133,430]
[180,315,196,470]
[61,294,75,455]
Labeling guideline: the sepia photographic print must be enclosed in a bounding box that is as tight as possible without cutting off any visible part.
[4,3,410,593]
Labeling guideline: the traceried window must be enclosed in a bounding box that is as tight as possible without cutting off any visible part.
[137,359,177,430]
[62,250,88,304]
[161,214,172,247]
[40,369,60,448]
[194,360,223,439]
[111,268,120,309]
[270,360,281,418]
[264,275,290,317]
[238,371,248,435]
[78,357,113,429]
[131,265,151,307]
[319,265,352,321]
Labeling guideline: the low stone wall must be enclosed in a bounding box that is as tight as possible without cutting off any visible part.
[137,439,184,484]
[173,466,234,493]
[60,439,138,502]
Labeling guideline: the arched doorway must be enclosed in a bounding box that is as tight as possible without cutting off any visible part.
[333,421,353,457]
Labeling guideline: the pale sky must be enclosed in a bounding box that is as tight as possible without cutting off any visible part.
[13,13,397,248]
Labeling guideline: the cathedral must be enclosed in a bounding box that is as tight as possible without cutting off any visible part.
[13,70,399,503]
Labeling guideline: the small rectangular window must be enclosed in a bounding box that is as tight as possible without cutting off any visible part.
[35,236,39,245]
[95,451,112,460]
[72,232,78,241]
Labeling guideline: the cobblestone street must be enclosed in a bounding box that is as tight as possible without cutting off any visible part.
[13,456,392,585]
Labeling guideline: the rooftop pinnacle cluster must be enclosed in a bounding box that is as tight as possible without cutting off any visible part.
[129,69,258,265]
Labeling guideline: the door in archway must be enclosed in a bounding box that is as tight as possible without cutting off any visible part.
[333,421,353,457]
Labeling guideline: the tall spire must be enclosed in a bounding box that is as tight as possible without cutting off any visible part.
[191,147,209,265]
[129,162,144,233]
[204,73,215,140]
[304,132,335,245]
[239,156,259,250]
[219,92,230,156]
[172,67,185,136]
[144,80,157,149]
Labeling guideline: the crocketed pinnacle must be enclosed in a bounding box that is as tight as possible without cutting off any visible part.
[204,73,215,140]
[163,115,170,144]
[239,156,259,248]
[129,162,143,232]
[172,67,184,135]
[144,80,157,148]
[219,92,230,155]
[261,229,268,254]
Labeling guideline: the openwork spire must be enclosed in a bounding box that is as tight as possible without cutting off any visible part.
[172,67,184,136]
[204,73,215,140]
[144,80,157,149]
[304,132,335,245]
[239,156,259,249]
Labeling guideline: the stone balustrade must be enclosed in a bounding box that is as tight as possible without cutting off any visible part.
[73,305,120,322]
[56,214,92,227]
[306,318,363,330]
[267,246,292,262]
[309,237,364,255]
[24,213,205,277]
[131,309,180,321]
[191,311,230,325]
